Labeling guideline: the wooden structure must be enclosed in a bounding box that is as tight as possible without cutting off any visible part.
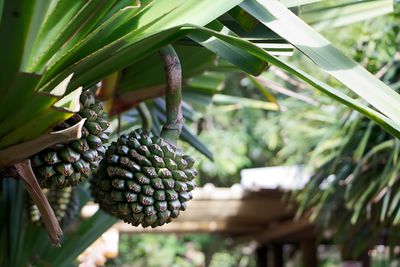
[114,184,317,266]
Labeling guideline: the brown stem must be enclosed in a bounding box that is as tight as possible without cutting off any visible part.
[137,102,152,131]
[159,45,183,146]
[14,160,63,246]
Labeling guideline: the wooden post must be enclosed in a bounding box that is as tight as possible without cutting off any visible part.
[272,243,284,267]
[256,244,268,267]
[300,238,317,267]
[360,249,370,267]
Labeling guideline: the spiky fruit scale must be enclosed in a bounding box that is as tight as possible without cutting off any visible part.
[90,129,197,228]
[31,91,110,188]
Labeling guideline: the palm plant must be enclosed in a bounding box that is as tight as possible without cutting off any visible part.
[296,9,400,260]
[1,0,400,266]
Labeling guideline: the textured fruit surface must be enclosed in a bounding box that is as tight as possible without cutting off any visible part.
[29,187,80,228]
[90,129,197,228]
[31,90,110,188]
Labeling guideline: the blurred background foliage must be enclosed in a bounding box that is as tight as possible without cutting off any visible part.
[106,234,256,267]
[295,5,400,259]
[103,4,400,266]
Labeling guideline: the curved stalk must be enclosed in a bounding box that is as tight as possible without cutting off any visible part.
[159,45,183,146]
[137,102,153,131]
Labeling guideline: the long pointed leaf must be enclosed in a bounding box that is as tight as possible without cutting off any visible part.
[43,211,117,267]
[241,0,400,126]
[301,0,393,31]
[0,0,35,92]
[187,22,400,139]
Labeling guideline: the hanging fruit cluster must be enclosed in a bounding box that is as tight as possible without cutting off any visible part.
[28,90,110,228]
[90,45,198,227]
[31,91,110,189]
[91,129,197,227]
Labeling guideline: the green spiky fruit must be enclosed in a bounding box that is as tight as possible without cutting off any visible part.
[90,129,197,228]
[28,187,80,228]
[31,91,110,188]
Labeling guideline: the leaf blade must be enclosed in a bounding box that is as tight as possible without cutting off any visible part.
[241,0,400,126]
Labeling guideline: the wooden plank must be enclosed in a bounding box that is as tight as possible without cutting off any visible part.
[84,186,307,239]
[193,185,284,200]
[178,199,293,223]
[235,217,312,244]
[278,227,316,243]
[115,220,261,234]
